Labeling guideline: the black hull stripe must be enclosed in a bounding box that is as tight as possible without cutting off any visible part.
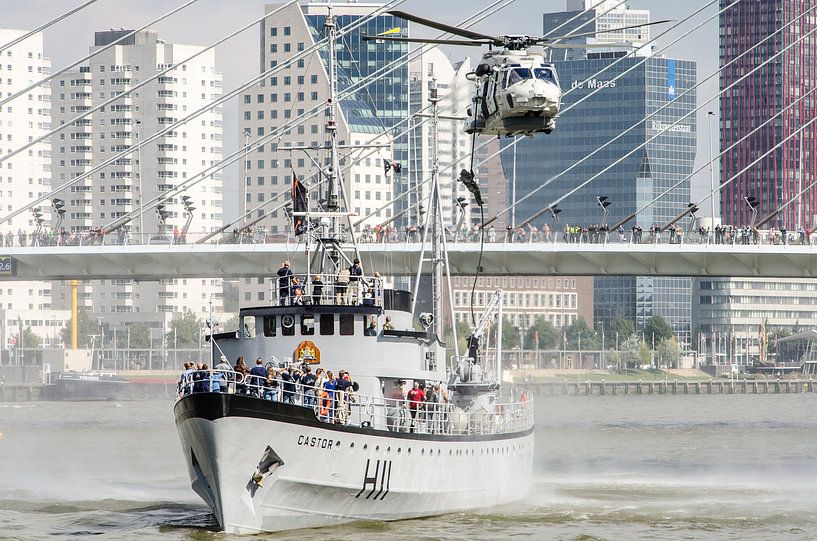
[174,393,534,442]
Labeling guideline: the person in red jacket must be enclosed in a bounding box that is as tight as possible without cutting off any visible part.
[406,381,426,433]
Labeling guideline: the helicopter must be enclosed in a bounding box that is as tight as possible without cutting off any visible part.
[364,11,669,137]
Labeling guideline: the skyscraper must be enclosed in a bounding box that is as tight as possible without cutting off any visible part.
[238,2,412,306]
[51,30,225,331]
[719,0,817,229]
[504,4,697,341]
[0,28,69,356]
[544,0,652,61]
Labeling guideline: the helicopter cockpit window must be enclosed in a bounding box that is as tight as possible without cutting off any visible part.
[507,68,533,86]
[534,68,556,84]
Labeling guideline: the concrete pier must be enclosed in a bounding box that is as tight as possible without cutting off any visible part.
[525,379,817,396]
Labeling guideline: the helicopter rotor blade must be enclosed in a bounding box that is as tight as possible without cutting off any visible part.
[546,42,637,49]
[537,19,673,43]
[362,35,493,46]
[387,10,499,43]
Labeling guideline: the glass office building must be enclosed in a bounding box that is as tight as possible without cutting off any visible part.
[305,10,410,217]
[501,54,697,341]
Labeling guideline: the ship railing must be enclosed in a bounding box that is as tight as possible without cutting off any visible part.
[178,370,534,436]
[269,273,384,308]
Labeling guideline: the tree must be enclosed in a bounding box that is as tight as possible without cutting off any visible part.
[656,336,681,369]
[610,318,635,344]
[115,322,151,349]
[525,316,559,349]
[644,316,674,344]
[166,309,202,349]
[455,319,472,354]
[60,309,101,348]
[564,317,599,349]
[489,317,519,349]
[621,335,651,368]
[22,327,43,349]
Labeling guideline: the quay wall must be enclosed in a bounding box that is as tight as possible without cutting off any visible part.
[523,379,817,396]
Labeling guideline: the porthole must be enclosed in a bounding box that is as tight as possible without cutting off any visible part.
[363,444,368,450]
[336,440,341,448]
[350,442,355,449]
[407,448,411,454]
[375,445,380,452]
[421,449,425,455]
[397,448,401,454]
[438,449,441,455]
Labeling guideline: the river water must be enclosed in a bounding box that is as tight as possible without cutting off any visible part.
[1,394,815,540]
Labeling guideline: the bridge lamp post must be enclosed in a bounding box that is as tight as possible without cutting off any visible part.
[548,205,562,241]
[596,196,611,226]
[686,203,699,239]
[243,129,251,225]
[744,196,759,227]
[136,120,143,242]
[707,111,716,225]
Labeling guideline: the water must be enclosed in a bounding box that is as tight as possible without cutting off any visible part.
[1,395,815,540]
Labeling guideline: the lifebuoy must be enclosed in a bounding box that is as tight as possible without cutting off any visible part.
[319,390,331,417]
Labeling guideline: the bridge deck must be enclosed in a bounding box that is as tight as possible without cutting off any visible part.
[3,242,817,280]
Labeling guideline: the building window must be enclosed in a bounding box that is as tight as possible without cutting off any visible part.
[283,26,291,36]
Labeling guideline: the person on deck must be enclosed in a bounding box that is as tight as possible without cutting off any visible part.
[276,261,292,305]
[406,381,426,433]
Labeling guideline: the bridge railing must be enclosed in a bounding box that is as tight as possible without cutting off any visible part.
[2,225,813,248]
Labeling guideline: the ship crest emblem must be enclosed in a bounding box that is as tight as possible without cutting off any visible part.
[294,340,320,364]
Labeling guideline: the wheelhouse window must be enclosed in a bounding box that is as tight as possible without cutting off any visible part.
[281,314,296,336]
[339,314,355,336]
[301,315,315,335]
[263,315,276,337]
[320,314,334,335]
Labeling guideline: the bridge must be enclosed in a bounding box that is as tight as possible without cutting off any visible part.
[3,241,817,281]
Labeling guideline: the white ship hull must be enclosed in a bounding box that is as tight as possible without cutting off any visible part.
[175,393,534,534]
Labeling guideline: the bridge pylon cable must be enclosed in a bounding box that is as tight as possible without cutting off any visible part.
[0,0,295,167]
[358,0,663,228]
[625,85,817,233]
[540,2,817,232]
[1,0,405,226]
[485,0,731,229]
[543,16,817,232]
[671,111,817,232]
[0,0,201,112]
[359,0,726,229]
[100,0,518,238]
[0,0,100,55]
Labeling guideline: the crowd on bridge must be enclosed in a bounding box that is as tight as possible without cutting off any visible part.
[6,221,817,248]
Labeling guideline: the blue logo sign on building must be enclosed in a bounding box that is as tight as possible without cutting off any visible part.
[667,59,677,98]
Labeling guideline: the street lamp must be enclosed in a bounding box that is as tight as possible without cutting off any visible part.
[596,195,611,226]
[243,129,251,225]
[707,111,716,225]
[136,119,143,242]
[744,196,759,227]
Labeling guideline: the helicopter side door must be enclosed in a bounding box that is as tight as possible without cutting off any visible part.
[485,71,500,117]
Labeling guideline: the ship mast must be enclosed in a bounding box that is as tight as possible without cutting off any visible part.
[325,8,340,239]
[429,83,443,341]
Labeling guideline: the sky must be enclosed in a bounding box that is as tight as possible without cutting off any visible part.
[1,0,721,219]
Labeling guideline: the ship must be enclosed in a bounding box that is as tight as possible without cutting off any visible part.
[173,9,533,534]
